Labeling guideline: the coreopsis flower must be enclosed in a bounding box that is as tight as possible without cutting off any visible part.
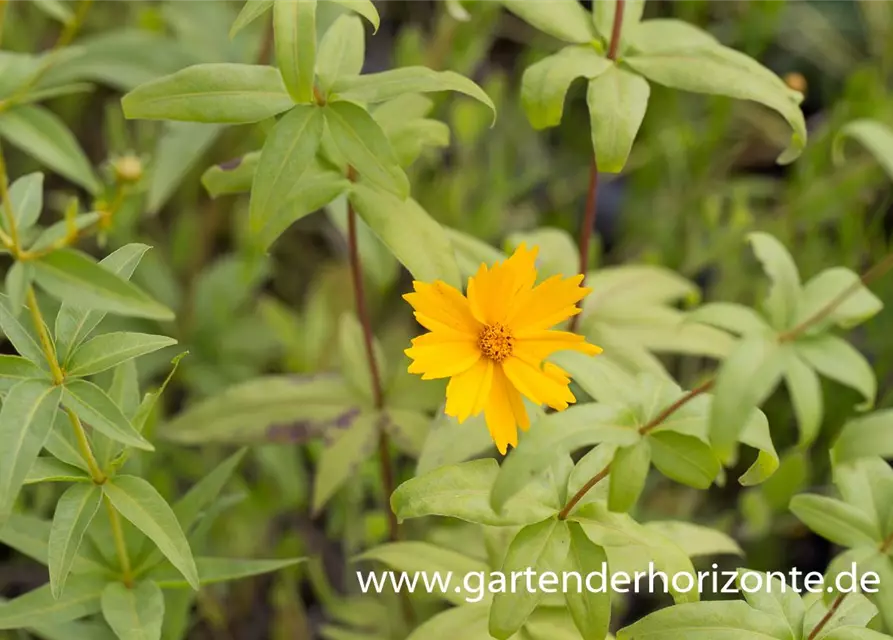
[403,244,602,454]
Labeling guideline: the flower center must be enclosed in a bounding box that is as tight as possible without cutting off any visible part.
[479,323,513,362]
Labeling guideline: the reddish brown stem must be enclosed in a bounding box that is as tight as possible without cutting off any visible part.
[558,462,611,520]
[807,593,846,640]
[639,378,715,436]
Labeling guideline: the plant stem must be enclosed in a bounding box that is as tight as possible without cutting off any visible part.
[638,378,715,436]
[66,408,106,484]
[570,0,624,333]
[806,592,845,640]
[26,288,64,384]
[558,462,612,520]
[104,495,134,588]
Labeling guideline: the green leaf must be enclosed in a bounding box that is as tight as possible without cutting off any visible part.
[337,313,386,403]
[0,292,58,368]
[833,410,893,464]
[312,411,378,514]
[685,302,771,336]
[0,380,63,524]
[586,66,650,173]
[565,522,611,640]
[32,249,173,321]
[491,404,639,513]
[407,605,490,640]
[617,601,796,639]
[230,0,272,38]
[551,351,637,406]
[710,334,784,457]
[325,100,408,197]
[201,151,259,197]
[784,351,823,447]
[392,459,558,526]
[834,119,893,183]
[103,475,199,589]
[740,573,805,640]
[49,483,103,599]
[648,431,720,489]
[489,518,570,639]
[331,67,495,121]
[625,46,807,164]
[737,407,780,486]
[747,232,802,329]
[0,105,99,193]
[0,354,47,392]
[501,0,597,43]
[248,105,324,235]
[356,542,488,605]
[7,172,44,231]
[795,335,876,410]
[101,581,164,640]
[0,576,106,629]
[415,413,495,476]
[317,14,365,93]
[159,375,358,444]
[66,332,177,378]
[521,46,611,130]
[326,0,379,31]
[789,494,880,548]
[121,64,295,123]
[253,164,350,250]
[25,457,90,484]
[348,183,462,288]
[628,19,718,54]
[62,379,153,450]
[645,521,742,557]
[29,212,100,253]
[55,243,151,364]
[794,267,882,332]
[608,439,651,513]
[5,261,32,312]
[146,122,224,215]
[803,592,879,640]
[147,556,303,588]
[274,0,317,104]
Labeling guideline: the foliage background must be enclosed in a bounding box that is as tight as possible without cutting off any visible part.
[2,0,893,639]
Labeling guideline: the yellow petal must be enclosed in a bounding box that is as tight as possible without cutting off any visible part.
[404,280,481,335]
[406,341,481,380]
[502,355,576,411]
[507,273,591,332]
[484,366,527,454]
[467,244,538,325]
[513,329,603,362]
[445,358,493,422]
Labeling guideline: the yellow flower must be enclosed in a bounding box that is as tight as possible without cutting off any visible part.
[403,244,603,454]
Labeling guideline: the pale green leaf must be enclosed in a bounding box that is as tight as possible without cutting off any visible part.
[833,410,893,465]
[406,605,490,640]
[49,483,103,599]
[489,518,570,639]
[608,439,651,513]
[796,335,876,410]
[593,0,644,49]
[834,119,893,183]
[648,431,720,489]
[274,0,317,104]
[230,0,272,38]
[392,459,558,526]
[521,46,611,129]
[0,354,47,392]
[349,182,462,288]
[101,581,164,640]
[795,267,882,332]
[737,407,780,486]
[0,105,99,193]
[55,243,151,365]
[33,249,173,321]
[5,261,32,312]
[25,457,90,484]
[317,14,365,92]
[617,601,796,639]
[147,122,224,215]
[121,64,294,123]
[147,556,303,588]
[685,302,771,336]
[248,104,324,234]
[740,574,805,640]
[784,351,823,447]
[628,19,718,54]
[325,100,408,197]
[0,380,63,524]
[63,379,153,450]
[331,67,495,122]
[502,0,597,44]
[201,151,259,197]
[326,0,379,31]
[644,521,742,557]
[565,522,611,640]
[0,576,106,630]
[312,411,378,513]
[789,494,881,548]
[625,46,807,164]
[8,171,43,230]
[747,232,802,329]
[586,66,650,173]
[66,332,177,378]
[103,475,199,589]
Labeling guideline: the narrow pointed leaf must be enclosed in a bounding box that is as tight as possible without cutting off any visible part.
[8,172,44,230]
[608,439,651,512]
[327,0,379,31]
[0,380,63,524]
[0,354,47,392]
[0,292,51,367]
[66,332,177,378]
[0,577,106,629]
[586,66,650,173]
[502,0,597,43]
[230,0,272,38]
[103,475,199,589]
[316,14,365,92]
[62,379,154,451]
[148,556,303,588]
[274,0,317,104]
[101,581,164,640]
[32,249,173,320]
[565,522,611,640]
[49,483,103,598]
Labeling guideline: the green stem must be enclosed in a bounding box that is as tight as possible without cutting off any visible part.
[104,495,133,587]
[66,408,106,484]
[25,287,64,384]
